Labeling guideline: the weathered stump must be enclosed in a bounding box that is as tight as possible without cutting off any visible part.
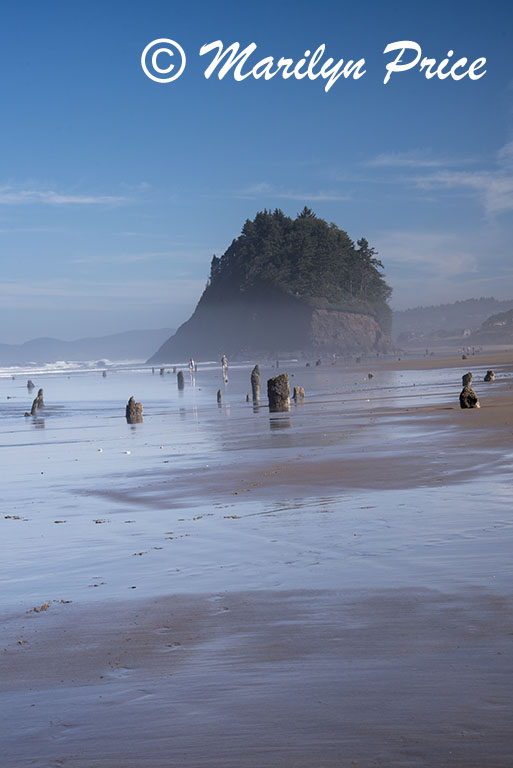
[251,365,261,402]
[459,386,480,409]
[267,374,290,412]
[30,388,45,415]
[177,370,185,390]
[27,380,35,391]
[293,386,305,401]
[484,370,495,382]
[126,396,143,423]
[217,389,222,404]
[462,372,472,387]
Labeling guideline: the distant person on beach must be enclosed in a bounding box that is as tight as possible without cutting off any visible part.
[221,354,228,382]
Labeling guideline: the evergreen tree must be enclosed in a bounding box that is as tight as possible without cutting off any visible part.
[297,206,317,219]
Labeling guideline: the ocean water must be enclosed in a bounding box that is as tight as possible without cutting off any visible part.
[1,357,512,610]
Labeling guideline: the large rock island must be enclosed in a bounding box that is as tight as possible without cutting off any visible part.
[148,208,393,362]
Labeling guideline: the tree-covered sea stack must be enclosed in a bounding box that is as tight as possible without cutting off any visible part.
[149,208,393,362]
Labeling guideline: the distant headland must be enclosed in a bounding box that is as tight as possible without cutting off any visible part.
[0,328,173,366]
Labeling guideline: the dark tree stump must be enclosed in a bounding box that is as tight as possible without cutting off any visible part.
[126,396,143,423]
[267,374,290,412]
[459,386,480,409]
[251,365,261,403]
[30,388,45,415]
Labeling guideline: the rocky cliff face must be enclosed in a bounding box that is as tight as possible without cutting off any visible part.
[148,294,391,363]
[310,309,388,354]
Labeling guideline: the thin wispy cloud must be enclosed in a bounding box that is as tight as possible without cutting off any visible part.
[390,269,513,310]
[376,230,478,278]
[497,141,513,164]
[71,247,217,266]
[0,277,205,308]
[0,226,63,234]
[71,251,178,266]
[237,182,351,202]
[394,142,513,218]
[114,231,159,238]
[377,224,513,309]
[362,142,513,218]
[366,149,471,169]
[0,186,127,206]
[412,173,513,218]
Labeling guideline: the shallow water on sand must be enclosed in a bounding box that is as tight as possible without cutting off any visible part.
[1,359,512,609]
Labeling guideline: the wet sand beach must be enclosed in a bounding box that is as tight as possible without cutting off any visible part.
[1,352,512,767]
[376,348,513,373]
[2,587,513,768]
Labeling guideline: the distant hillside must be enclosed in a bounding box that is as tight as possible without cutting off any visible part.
[393,298,513,340]
[0,328,174,365]
[470,307,513,344]
[149,208,393,362]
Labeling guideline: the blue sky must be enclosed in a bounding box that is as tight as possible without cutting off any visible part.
[1,0,512,342]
